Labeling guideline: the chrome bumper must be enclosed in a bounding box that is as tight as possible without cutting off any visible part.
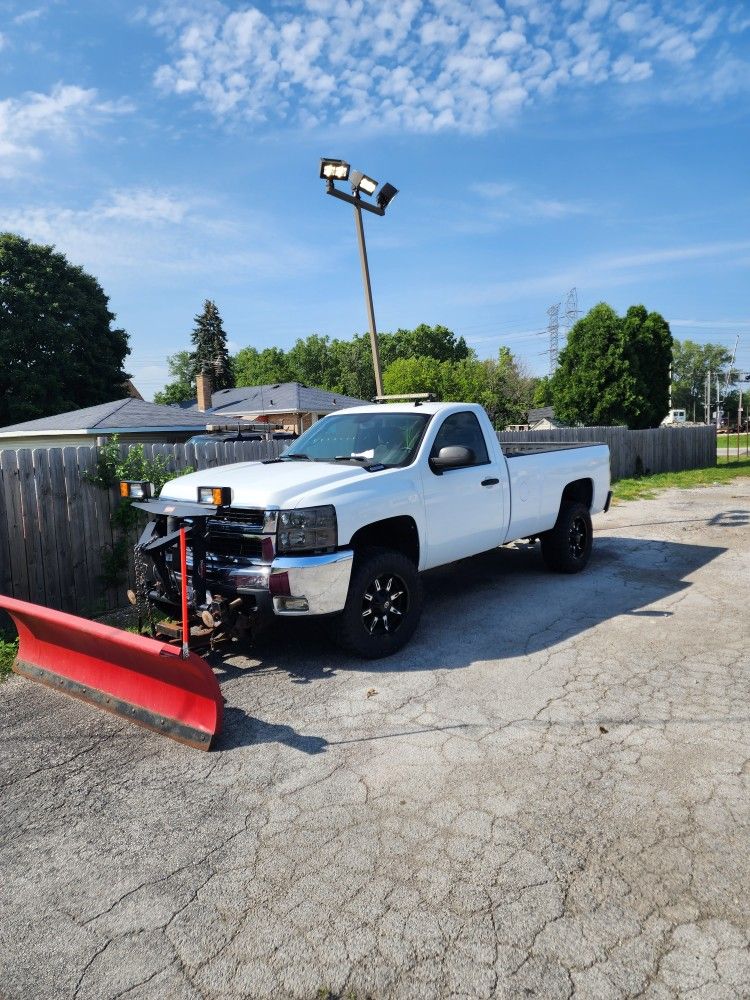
[200,549,354,617]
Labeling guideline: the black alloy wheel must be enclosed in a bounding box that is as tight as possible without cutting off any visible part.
[361,572,408,636]
[568,514,588,560]
[540,501,593,573]
[334,547,423,658]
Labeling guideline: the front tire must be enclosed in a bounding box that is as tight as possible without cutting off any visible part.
[334,548,423,658]
[541,502,593,573]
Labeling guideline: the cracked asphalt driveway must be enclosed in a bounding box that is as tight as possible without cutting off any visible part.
[1,482,749,1000]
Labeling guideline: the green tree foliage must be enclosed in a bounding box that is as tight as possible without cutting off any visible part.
[550,303,672,428]
[234,346,293,387]
[380,323,471,368]
[621,305,673,428]
[191,299,234,391]
[153,351,195,405]
[671,339,732,421]
[382,346,534,428]
[0,232,130,425]
[533,375,554,407]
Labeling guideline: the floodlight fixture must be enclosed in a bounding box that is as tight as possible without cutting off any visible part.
[319,157,350,181]
[319,157,400,397]
[350,170,378,197]
[377,182,398,211]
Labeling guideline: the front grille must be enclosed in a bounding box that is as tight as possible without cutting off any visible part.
[207,523,265,559]
[212,508,266,530]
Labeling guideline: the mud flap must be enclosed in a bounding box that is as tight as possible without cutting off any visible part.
[0,596,223,750]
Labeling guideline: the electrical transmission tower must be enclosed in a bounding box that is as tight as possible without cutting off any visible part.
[546,303,560,374]
[564,287,580,330]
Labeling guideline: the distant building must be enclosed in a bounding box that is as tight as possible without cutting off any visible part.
[527,406,567,431]
[0,398,262,450]
[182,375,368,435]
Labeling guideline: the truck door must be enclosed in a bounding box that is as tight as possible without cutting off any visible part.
[420,411,505,568]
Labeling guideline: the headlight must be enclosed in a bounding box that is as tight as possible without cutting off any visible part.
[277,505,337,554]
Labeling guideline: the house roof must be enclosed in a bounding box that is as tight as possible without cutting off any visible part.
[182,381,368,417]
[527,406,556,424]
[0,398,258,437]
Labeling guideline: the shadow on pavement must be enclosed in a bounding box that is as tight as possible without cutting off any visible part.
[208,536,726,751]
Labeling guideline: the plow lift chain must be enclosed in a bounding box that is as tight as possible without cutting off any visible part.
[133,538,156,637]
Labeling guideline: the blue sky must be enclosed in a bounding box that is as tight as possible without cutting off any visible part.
[1,0,748,399]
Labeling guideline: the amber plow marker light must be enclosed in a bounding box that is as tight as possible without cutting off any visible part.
[198,486,231,506]
[120,481,154,499]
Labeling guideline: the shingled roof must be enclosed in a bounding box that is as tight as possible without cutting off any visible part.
[180,381,368,416]
[0,398,255,436]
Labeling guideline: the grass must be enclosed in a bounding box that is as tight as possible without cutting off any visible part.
[716,434,750,450]
[612,458,750,502]
[0,637,18,682]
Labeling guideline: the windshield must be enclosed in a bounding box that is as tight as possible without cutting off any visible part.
[282,411,430,467]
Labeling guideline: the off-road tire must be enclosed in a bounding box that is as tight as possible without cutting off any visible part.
[334,547,423,658]
[540,501,593,574]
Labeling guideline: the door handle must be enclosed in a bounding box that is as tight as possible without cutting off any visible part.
[481,477,500,487]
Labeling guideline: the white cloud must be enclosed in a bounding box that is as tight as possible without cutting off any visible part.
[146,0,747,134]
[453,238,750,306]
[0,187,320,284]
[13,8,45,25]
[0,83,132,178]
[470,180,591,221]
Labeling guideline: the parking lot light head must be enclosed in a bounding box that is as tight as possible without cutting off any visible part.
[319,157,350,181]
[350,169,378,197]
[376,182,399,211]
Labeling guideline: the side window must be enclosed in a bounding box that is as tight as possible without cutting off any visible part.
[430,412,490,467]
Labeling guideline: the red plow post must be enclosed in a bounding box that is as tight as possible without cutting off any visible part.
[0,595,223,750]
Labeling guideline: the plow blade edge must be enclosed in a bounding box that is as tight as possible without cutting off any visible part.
[0,596,223,750]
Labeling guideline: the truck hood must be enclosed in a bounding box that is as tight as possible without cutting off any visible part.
[159,459,369,510]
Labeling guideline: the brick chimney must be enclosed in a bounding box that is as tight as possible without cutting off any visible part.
[196,370,213,412]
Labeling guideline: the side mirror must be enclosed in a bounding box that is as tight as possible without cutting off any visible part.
[429,445,475,472]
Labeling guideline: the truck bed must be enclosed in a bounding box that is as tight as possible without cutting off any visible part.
[501,441,605,458]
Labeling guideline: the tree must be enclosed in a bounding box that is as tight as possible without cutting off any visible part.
[234,346,293,387]
[190,299,233,391]
[550,302,672,428]
[0,232,129,425]
[153,351,195,405]
[621,305,673,428]
[671,339,732,421]
[380,323,471,368]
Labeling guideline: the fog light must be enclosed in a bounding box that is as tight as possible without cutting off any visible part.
[275,597,309,613]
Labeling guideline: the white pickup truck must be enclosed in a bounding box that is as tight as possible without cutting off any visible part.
[134,402,611,658]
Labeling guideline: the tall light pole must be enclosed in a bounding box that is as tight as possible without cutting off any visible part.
[319,158,398,398]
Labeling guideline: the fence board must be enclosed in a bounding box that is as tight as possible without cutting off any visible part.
[0,457,12,600]
[63,447,90,613]
[1,450,30,601]
[18,449,47,607]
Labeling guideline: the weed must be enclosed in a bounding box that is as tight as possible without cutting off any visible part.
[0,637,18,681]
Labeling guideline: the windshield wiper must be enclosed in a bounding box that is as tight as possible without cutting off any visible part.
[333,454,368,462]
[282,453,310,461]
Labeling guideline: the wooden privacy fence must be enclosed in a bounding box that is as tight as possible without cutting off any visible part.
[497,425,717,481]
[0,439,283,617]
[0,426,716,616]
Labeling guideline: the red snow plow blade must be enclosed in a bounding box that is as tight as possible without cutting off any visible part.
[0,596,223,750]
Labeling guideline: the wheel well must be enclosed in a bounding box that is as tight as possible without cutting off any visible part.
[561,478,593,510]
[349,516,420,565]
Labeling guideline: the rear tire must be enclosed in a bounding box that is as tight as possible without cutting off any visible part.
[541,502,592,573]
[334,547,422,658]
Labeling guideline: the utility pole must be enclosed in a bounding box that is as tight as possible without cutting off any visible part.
[352,200,384,397]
